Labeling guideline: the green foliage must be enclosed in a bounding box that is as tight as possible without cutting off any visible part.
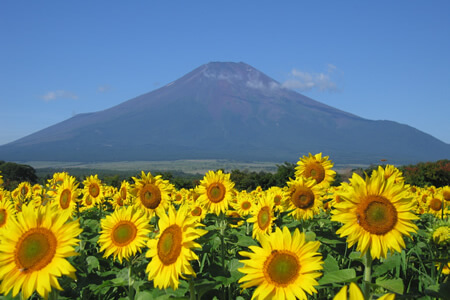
[0,160,37,189]
[400,159,450,187]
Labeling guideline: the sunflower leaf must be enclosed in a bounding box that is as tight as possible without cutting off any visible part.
[373,253,401,277]
[375,277,404,294]
[318,269,356,285]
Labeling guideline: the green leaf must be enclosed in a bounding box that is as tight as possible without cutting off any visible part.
[323,254,339,273]
[86,255,100,273]
[348,251,363,261]
[372,254,401,277]
[305,231,316,242]
[375,278,404,294]
[318,269,357,285]
[425,281,450,298]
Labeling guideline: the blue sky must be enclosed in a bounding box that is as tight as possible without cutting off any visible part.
[1,1,449,146]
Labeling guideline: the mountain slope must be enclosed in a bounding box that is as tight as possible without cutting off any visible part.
[1,62,449,164]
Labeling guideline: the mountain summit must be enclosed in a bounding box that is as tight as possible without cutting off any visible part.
[1,62,449,164]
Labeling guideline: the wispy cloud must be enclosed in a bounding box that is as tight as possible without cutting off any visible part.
[97,85,111,93]
[41,90,78,102]
[282,64,339,92]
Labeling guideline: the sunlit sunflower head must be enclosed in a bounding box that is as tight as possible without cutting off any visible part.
[48,172,70,187]
[295,152,336,188]
[52,176,79,213]
[430,221,450,247]
[98,206,151,264]
[426,192,448,219]
[15,182,33,201]
[131,171,173,218]
[195,170,235,216]
[331,169,419,259]
[238,226,323,300]
[82,174,104,204]
[0,198,15,233]
[0,189,11,204]
[186,202,207,223]
[110,193,126,210]
[117,180,133,205]
[247,193,276,241]
[231,190,255,217]
[103,185,117,199]
[145,205,206,290]
[0,203,82,299]
[32,184,43,197]
[284,176,324,220]
[443,186,450,202]
[266,186,285,212]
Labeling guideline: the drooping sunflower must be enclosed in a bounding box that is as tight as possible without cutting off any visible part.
[145,205,206,290]
[295,153,336,188]
[195,170,235,216]
[238,226,323,300]
[98,206,151,264]
[131,171,173,218]
[247,193,276,241]
[0,203,82,299]
[284,176,324,220]
[331,169,419,259]
[82,175,104,207]
[52,176,79,214]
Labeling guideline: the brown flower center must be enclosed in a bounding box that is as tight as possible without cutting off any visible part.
[157,225,182,265]
[356,195,398,235]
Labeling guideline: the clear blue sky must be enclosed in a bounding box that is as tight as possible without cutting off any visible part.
[1,1,449,146]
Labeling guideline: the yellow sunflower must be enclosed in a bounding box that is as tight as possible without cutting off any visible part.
[131,171,173,218]
[52,176,79,214]
[426,192,448,219]
[186,202,207,223]
[331,169,419,259]
[333,282,395,300]
[14,182,33,202]
[0,198,15,233]
[284,176,324,220]
[247,193,276,241]
[0,203,82,299]
[82,175,104,207]
[117,180,133,205]
[238,226,323,300]
[443,186,450,202]
[0,173,3,187]
[195,170,235,216]
[145,205,206,290]
[98,206,151,264]
[295,152,336,188]
[379,164,404,183]
[266,186,285,212]
[231,190,255,217]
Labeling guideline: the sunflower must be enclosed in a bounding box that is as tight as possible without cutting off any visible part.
[426,192,448,219]
[0,173,3,187]
[238,226,323,300]
[145,205,206,290]
[331,169,419,259]
[443,186,450,202]
[0,203,82,299]
[333,282,395,300]
[379,164,404,183]
[266,186,285,212]
[14,182,33,202]
[431,221,449,247]
[195,170,235,216]
[131,171,173,218]
[284,176,324,220]
[82,175,104,207]
[186,202,207,223]
[0,198,15,233]
[98,206,151,264]
[231,190,255,217]
[295,153,336,188]
[247,193,276,241]
[52,176,79,214]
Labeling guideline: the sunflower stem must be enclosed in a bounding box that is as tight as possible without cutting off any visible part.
[362,251,373,300]
[219,213,227,272]
[189,277,196,300]
[128,260,135,300]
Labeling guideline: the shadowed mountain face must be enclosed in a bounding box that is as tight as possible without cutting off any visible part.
[1,62,449,164]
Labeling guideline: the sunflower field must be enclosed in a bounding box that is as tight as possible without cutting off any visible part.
[0,153,448,300]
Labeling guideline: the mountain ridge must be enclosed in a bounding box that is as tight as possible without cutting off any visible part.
[1,61,449,165]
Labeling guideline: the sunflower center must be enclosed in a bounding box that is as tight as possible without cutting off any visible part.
[0,209,7,227]
[443,191,450,202]
[157,225,182,266]
[111,221,137,247]
[274,195,282,206]
[89,184,100,198]
[191,206,202,217]
[116,197,124,206]
[430,198,442,211]
[21,186,29,196]
[139,184,162,209]
[291,186,315,209]
[241,201,251,210]
[207,183,226,203]
[15,228,57,273]
[357,195,398,235]
[257,206,271,230]
[264,250,300,286]
[304,162,326,184]
[85,196,93,206]
[60,189,71,209]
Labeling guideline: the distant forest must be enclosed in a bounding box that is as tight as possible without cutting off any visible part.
[0,159,448,191]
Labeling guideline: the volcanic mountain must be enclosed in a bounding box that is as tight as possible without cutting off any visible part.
[1,62,449,164]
